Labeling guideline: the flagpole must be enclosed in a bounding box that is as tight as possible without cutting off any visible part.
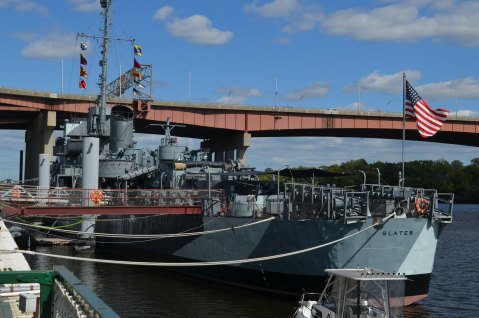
[401,73,406,188]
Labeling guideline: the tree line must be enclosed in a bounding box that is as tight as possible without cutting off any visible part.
[265,159,479,203]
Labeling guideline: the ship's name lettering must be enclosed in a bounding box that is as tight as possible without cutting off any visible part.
[382,230,413,236]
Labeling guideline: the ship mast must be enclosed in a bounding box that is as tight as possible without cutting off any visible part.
[98,0,110,136]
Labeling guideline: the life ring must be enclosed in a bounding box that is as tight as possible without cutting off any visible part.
[415,198,428,215]
[90,190,103,204]
[11,188,20,199]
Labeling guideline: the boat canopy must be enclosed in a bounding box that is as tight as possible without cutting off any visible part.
[321,268,406,318]
[325,268,407,281]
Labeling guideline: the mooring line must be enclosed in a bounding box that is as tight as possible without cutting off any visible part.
[2,216,275,238]
[11,214,395,267]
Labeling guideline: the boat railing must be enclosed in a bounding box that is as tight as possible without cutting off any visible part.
[361,183,397,198]
[0,184,225,211]
[342,191,369,224]
[362,183,444,198]
[430,192,454,223]
[0,265,119,318]
[283,182,453,222]
[362,184,454,222]
[283,183,369,221]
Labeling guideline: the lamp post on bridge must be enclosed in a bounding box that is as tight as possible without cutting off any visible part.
[357,81,361,114]
[51,57,64,94]
[386,98,395,113]
[61,58,64,94]
[184,69,191,100]
[456,94,458,119]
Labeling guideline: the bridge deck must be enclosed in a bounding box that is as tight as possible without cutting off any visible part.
[1,86,478,146]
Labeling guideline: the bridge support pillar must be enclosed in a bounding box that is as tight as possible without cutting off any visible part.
[201,132,251,166]
[24,111,56,184]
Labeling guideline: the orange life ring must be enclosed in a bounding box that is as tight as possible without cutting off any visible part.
[90,190,103,204]
[11,188,20,198]
[415,198,428,215]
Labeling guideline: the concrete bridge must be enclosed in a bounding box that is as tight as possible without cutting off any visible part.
[1,87,478,180]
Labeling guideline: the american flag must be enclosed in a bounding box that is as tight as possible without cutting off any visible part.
[405,80,449,138]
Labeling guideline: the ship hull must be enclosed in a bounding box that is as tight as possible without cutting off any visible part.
[95,214,445,305]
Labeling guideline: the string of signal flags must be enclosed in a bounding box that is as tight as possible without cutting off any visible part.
[79,41,88,89]
[132,44,145,95]
[78,41,144,93]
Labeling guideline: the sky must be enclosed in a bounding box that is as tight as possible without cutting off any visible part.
[1,0,479,181]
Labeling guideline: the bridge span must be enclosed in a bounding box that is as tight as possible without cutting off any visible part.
[1,87,478,143]
[0,87,477,181]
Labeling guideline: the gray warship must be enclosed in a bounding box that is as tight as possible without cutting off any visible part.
[0,0,454,306]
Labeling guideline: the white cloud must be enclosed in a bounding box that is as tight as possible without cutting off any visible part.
[285,10,323,33]
[153,5,174,21]
[285,82,331,101]
[244,0,302,18]
[67,0,99,13]
[416,77,479,100]
[216,86,261,104]
[245,0,322,34]
[166,15,234,45]
[153,7,233,46]
[320,1,479,46]
[456,109,477,117]
[320,5,427,42]
[343,70,421,95]
[217,86,262,97]
[0,0,48,15]
[246,1,479,46]
[21,32,77,59]
[274,36,291,44]
[340,71,479,102]
[10,31,36,41]
[16,1,48,15]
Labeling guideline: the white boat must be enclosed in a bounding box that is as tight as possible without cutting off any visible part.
[294,268,407,318]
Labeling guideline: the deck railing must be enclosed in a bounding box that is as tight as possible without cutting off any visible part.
[0,185,225,209]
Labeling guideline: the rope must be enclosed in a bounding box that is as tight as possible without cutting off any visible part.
[13,214,395,267]
[2,214,225,245]
[95,217,227,244]
[15,216,84,229]
[2,216,275,238]
[36,214,161,222]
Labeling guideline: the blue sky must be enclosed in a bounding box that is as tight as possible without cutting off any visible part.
[1,0,479,181]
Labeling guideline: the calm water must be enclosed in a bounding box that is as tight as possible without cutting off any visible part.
[26,204,479,317]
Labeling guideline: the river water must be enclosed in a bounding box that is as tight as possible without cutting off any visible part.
[26,204,479,317]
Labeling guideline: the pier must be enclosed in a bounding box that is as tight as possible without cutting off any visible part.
[0,220,35,317]
[0,219,120,317]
